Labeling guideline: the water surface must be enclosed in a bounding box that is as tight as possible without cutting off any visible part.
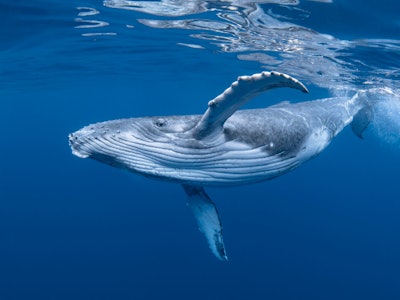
[1,1,400,299]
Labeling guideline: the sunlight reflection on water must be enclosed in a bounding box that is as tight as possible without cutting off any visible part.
[99,0,399,92]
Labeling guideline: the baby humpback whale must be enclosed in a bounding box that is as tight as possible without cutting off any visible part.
[69,71,373,261]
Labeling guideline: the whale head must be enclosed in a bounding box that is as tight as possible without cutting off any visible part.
[68,115,211,181]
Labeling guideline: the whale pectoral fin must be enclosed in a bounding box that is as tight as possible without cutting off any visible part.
[192,71,308,139]
[182,184,228,261]
[351,106,373,139]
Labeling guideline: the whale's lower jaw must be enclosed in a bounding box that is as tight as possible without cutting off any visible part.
[70,145,90,159]
[69,135,302,186]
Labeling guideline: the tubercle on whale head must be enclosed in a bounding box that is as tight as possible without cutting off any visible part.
[69,133,90,158]
[68,126,98,159]
[69,119,128,161]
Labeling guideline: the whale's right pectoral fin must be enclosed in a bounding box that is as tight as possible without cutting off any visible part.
[182,184,228,261]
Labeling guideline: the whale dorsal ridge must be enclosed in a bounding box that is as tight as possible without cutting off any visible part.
[191,71,308,139]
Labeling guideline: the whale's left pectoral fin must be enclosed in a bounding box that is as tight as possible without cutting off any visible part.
[182,184,228,261]
[191,71,308,139]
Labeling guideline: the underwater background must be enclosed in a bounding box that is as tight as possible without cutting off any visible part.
[1,0,400,299]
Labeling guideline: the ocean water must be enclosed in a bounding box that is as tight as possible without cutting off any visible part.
[1,0,400,299]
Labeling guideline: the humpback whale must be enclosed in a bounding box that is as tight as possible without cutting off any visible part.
[69,71,373,261]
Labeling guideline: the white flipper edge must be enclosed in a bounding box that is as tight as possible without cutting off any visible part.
[182,184,228,261]
[192,71,308,139]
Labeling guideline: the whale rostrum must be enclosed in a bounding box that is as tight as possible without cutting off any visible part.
[69,71,372,261]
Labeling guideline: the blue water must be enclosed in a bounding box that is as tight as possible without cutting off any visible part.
[1,0,400,299]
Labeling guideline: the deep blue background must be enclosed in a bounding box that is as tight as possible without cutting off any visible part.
[1,0,400,299]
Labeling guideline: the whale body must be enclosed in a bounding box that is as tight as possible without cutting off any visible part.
[69,71,372,261]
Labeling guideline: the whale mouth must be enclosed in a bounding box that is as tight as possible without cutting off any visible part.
[68,131,91,159]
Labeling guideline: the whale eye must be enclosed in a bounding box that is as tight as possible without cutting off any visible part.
[155,119,167,128]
